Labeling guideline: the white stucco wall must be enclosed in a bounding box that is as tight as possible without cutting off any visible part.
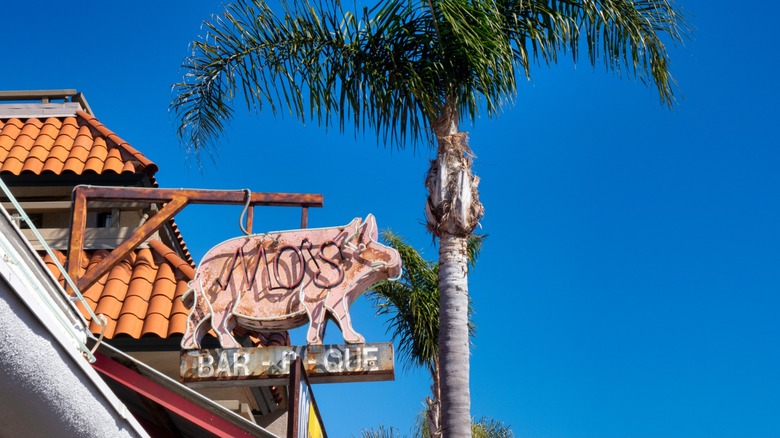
[0,202,147,437]
[0,283,141,437]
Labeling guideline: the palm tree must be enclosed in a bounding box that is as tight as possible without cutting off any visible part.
[357,425,404,438]
[370,231,482,437]
[471,417,513,438]
[171,1,688,435]
[358,414,511,438]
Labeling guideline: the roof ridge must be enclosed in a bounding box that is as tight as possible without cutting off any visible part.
[76,110,159,175]
[147,240,195,280]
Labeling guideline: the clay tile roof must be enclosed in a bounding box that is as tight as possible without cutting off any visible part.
[0,112,157,176]
[43,242,288,349]
[43,240,192,340]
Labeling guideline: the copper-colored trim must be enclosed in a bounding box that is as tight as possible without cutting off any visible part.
[76,195,188,292]
[71,185,324,207]
[67,185,323,295]
[66,188,88,293]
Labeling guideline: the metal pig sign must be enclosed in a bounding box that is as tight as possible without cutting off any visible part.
[181,214,401,350]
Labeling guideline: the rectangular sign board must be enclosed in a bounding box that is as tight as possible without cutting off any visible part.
[181,342,394,387]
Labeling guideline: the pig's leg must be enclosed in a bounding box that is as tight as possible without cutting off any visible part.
[182,282,208,349]
[211,311,240,348]
[304,301,327,344]
[210,292,241,348]
[182,311,207,349]
[325,294,365,344]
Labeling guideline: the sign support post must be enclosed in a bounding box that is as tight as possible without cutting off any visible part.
[288,358,327,438]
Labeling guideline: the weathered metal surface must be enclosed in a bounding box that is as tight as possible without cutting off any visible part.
[70,195,188,293]
[70,185,324,206]
[181,343,394,387]
[181,214,401,349]
[66,185,323,294]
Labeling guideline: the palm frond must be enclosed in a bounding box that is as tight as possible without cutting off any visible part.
[467,234,486,269]
[355,425,405,438]
[370,231,482,372]
[501,0,690,106]
[172,0,446,155]
[472,416,514,438]
[172,0,688,156]
[433,0,517,118]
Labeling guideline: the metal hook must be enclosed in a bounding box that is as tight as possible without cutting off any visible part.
[239,188,252,235]
[88,313,108,358]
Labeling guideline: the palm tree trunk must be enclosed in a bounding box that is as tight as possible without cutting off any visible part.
[427,358,442,438]
[438,234,471,437]
[426,108,483,437]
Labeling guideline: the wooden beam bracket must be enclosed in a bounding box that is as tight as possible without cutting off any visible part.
[66,185,324,293]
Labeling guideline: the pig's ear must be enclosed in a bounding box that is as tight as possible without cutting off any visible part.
[346,217,361,231]
[360,214,378,242]
[340,217,364,252]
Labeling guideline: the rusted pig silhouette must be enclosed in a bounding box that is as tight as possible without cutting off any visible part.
[181,214,401,349]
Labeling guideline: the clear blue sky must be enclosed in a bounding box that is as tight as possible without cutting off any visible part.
[4,1,779,437]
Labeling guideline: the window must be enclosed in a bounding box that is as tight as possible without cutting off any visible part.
[19,213,43,229]
[97,212,112,228]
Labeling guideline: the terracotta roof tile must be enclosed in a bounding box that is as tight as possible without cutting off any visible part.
[141,313,173,339]
[61,155,86,173]
[119,296,151,321]
[147,276,176,318]
[148,240,195,279]
[41,152,66,173]
[21,147,47,173]
[73,126,95,151]
[4,107,285,348]
[94,301,123,338]
[83,137,109,173]
[47,143,70,159]
[38,118,61,141]
[19,119,42,142]
[27,143,52,162]
[0,113,157,176]
[1,160,23,176]
[169,280,192,327]
[43,242,289,346]
[104,255,135,296]
[59,116,79,135]
[43,241,192,340]
[114,314,144,339]
[121,161,136,173]
[21,161,43,174]
[103,148,125,173]
[7,143,31,161]
[82,250,109,304]
[77,110,158,174]
[91,316,117,339]
[0,119,23,153]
